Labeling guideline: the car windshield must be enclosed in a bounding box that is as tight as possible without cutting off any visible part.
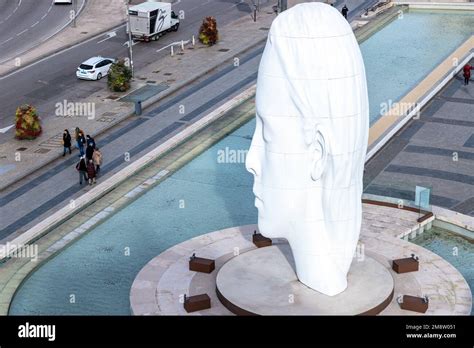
[79,64,93,70]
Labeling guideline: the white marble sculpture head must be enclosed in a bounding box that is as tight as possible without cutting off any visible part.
[246,3,369,296]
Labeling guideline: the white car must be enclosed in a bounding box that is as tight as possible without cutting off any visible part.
[76,57,116,81]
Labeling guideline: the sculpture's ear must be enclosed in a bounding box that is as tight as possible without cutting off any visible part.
[310,125,328,181]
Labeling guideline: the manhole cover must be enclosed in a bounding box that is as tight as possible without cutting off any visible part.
[34,148,51,154]
[219,48,230,52]
[16,147,27,152]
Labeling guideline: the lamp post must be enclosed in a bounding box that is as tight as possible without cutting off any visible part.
[72,0,77,28]
[126,0,134,78]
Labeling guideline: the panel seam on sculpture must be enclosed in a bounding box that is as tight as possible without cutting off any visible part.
[256,113,363,119]
[248,146,368,156]
[254,183,364,190]
[259,72,361,81]
[269,33,353,40]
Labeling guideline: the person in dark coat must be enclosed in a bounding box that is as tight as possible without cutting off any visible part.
[63,129,72,156]
[87,160,96,185]
[85,144,94,161]
[86,135,96,149]
[463,63,473,85]
[341,5,349,19]
[76,156,88,185]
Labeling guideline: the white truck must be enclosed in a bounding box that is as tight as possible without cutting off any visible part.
[128,2,180,42]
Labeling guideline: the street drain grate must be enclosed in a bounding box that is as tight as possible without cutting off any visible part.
[259,27,270,31]
[34,148,51,154]
[147,80,157,84]
[106,95,120,100]
[163,72,173,76]
[152,70,160,74]
[16,148,27,152]
[218,48,230,52]
[137,76,147,80]
[101,112,116,117]
[81,32,88,34]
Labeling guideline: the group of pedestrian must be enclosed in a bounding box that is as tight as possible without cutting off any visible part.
[62,127,103,186]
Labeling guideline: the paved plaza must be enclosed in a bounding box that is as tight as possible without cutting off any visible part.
[365,60,474,216]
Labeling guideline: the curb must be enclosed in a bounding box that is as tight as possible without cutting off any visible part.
[0,36,267,191]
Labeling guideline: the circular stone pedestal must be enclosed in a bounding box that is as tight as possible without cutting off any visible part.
[216,244,394,315]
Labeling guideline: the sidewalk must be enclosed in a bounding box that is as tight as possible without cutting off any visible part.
[0,8,277,190]
[365,58,474,216]
[0,0,127,77]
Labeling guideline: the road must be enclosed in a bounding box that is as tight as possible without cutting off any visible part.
[0,0,271,135]
[0,0,377,241]
[0,0,86,65]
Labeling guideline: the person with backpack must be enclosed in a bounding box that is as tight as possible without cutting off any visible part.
[87,159,97,185]
[85,143,94,162]
[62,129,72,156]
[92,147,103,175]
[76,156,88,185]
[86,135,96,149]
[341,4,349,19]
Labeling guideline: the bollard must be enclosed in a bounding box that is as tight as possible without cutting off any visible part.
[171,45,174,56]
[192,35,195,46]
[181,40,185,51]
[134,100,142,116]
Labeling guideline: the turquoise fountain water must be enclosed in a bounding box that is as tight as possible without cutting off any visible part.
[411,227,473,315]
[9,9,474,315]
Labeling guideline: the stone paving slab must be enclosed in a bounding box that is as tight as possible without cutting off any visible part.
[130,203,472,315]
[365,59,474,216]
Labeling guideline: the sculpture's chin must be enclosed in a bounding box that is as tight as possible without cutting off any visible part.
[257,216,283,239]
[297,272,348,297]
[291,249,350,296]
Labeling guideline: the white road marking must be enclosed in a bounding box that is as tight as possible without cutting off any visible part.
[0,37,13,45]
[0,125,14,134]
[123,40,140,48]
[41,13,48,20]
[0,0,22,24]
[16,28,28,36]
[0,22,126,81]
[31,21,40,28]
[188,0,211,12]
[97,31,117,44]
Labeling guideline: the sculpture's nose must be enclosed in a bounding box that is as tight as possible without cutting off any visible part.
[245,143,260,178]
